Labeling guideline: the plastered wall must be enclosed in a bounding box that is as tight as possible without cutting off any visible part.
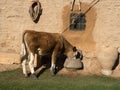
[0,0,120,64]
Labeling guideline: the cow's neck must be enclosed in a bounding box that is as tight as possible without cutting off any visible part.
[62,37,73,56]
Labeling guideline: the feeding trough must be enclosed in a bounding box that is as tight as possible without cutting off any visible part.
[64,57,83,69]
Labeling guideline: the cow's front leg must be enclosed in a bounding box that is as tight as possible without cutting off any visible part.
[29,53,37,79]
[50,51,57,76]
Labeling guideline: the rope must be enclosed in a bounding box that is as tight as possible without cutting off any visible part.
[84,0,100,15]
[79,0,82,12]
[29,0,42,23]
[71,0,81,11]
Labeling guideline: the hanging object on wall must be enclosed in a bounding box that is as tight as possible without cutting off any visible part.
[29,0,42,23]
[71,0,81,11]
[70,0,86,30]
[70,0,100,31]
[70,11,86,30]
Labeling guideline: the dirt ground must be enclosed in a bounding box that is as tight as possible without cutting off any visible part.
[0,64,20,72]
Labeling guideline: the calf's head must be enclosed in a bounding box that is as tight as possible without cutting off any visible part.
[67,47,83,60]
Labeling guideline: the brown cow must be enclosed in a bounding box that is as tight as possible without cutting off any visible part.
[21,30,82,79]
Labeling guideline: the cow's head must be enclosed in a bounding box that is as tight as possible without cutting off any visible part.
[73,47,83,60]
[67,47,83,60]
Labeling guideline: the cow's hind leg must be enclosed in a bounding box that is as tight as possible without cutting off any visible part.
[29,53,37,79]
[21,43,28,77]
[22,59,28,77]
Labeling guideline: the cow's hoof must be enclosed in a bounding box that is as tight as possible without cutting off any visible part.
[51,71,55,76]
[32,73,38,80]
[50,69,55,76]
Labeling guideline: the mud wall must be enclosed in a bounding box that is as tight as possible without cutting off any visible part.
[1,0,120,53]
[0,0,65,53]
[0,0,120,77]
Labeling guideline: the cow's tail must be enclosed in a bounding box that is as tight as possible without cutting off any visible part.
[20,31,28,63]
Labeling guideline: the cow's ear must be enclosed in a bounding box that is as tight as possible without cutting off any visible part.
[73,47,77,52]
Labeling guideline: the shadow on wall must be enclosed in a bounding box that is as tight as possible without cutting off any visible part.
[112,53,119,70]
[62,3,97,52]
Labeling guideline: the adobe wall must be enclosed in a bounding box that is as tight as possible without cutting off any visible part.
[0,0,65,53]
[0,0,120,77]
[0,0,97,62]
[1,0,120,53]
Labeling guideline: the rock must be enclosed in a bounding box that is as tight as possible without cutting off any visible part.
[96,46,118,76]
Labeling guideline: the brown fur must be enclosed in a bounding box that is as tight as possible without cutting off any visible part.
[23,30,76,58]
[21,30,80,77]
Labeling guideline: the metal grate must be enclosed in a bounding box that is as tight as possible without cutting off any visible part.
[70,12,86,30]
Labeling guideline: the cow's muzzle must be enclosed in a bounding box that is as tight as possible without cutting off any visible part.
[75,50,83,60]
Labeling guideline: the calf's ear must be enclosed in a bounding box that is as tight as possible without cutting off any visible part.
[73,46,77,52]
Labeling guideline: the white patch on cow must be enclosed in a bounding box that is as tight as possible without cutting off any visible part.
[52,63,55,68]
[72,56,76,60]
[20,43,25,55]
[29,53,35,74]
[21,43,28,76]
[50,63,55,71]
[38,48,43,55]
[22,60,27,76]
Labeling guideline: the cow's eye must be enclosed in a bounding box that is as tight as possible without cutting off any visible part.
[73,47,77,52]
